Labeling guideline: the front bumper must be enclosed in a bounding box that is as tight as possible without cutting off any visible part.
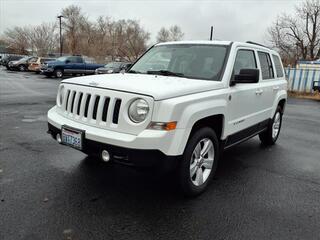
[47,123,179,170]
[48,106,187,156]
[41,68,54,73]
[47,106,186,168]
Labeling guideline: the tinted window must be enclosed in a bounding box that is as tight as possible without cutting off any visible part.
[272,55,284,78]
[258,52,274,79]
[40,58,54,63]
[233,49,257,75]
[68,56,83,63]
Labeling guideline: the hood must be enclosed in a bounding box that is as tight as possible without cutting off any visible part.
[46,60,63,66]
[62,73,224,100]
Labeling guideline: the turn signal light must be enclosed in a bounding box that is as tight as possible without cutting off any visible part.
[148,121,177,131]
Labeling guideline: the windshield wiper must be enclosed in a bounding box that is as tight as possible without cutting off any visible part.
[127,70,142,74]
[146,70,184,77]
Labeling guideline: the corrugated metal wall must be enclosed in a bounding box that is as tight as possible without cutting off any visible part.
[286,68,320,92]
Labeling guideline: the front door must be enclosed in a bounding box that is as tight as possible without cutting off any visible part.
[226,48,263,137]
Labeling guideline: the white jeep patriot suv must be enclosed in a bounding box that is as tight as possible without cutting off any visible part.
[47,41,287,196]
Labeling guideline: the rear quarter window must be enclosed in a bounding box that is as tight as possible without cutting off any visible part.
[272,55,284,78]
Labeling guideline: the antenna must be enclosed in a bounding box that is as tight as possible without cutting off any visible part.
[210,26,213,40]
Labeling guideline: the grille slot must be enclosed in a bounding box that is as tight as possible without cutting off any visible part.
[112,99,122,124]
[92,96,100,120]
[70,91,76,113]
[84,94,91,118]
[102,98,110,122]
[77,92,83,115]
[65,90,71,111]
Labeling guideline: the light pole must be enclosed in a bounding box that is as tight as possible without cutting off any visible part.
[57,15,64,56]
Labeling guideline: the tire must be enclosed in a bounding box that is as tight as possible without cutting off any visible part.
[178,127,220,197]
[54,68,63,78]
[259,105,283,145]
[18,65,26,71]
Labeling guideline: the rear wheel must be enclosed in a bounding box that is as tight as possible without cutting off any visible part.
[18,65,26,71]
[54,69,63,78]
[178,127,219,196]
[259,106,283,145]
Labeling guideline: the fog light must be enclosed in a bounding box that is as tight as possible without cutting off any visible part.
[101,150,110,162]
[56,133,62,143]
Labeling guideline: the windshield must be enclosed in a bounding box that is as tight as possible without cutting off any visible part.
[57,56,68,62]
[18,56,29,61]
[130,44,228,81]
[104,62,122,68]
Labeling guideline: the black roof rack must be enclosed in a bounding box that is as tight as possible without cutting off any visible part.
[246,41,270,49]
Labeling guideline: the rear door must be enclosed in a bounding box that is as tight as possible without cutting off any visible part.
[256,51,277,120]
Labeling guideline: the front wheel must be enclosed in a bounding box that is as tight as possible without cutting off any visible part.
[178,127,219,196]
[54,69,64,78]
[259,106,283,145]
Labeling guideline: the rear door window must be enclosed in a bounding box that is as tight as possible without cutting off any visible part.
[272,55,284,78]
[258,52,274,80]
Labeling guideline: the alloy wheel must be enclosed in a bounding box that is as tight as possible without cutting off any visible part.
[272,112,281,139]
[189,138,215,186]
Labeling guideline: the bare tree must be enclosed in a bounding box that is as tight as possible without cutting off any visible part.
[156,25,184,43]
[29,23,58,56]
[4,26,30,54]
[156,27,170,42]
[169,25,184,41]
[268,0,320,64]
[61,5,87,54]
[115,20,150,61]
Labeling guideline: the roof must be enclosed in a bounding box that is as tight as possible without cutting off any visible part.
[156,40,232,46]
[155,40,276,53]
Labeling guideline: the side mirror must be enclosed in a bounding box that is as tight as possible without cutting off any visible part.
[125,64,132,69]
[231,69,259,86]
[65,60,70,64]
[121,64,132,73]
[121,64,132,70]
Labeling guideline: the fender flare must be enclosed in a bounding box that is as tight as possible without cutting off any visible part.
[270,90,287,118]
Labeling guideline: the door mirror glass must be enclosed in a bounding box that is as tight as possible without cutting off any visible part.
[65,59,70,64]
[232,68,259,85]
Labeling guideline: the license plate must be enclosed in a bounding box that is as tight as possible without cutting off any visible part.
[61,126,84,150]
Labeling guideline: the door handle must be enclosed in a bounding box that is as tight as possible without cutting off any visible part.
[255,89,263,95]
[273,86,280,91]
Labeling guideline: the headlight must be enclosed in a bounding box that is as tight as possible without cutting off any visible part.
[128,98,149,123]
[57,85,65,106]
[107,69,113,73]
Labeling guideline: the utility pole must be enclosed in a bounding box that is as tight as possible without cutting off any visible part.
[57,15,64,56]
[210,26,213,40]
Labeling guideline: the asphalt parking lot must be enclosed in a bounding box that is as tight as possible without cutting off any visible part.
[0,68,319,240]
